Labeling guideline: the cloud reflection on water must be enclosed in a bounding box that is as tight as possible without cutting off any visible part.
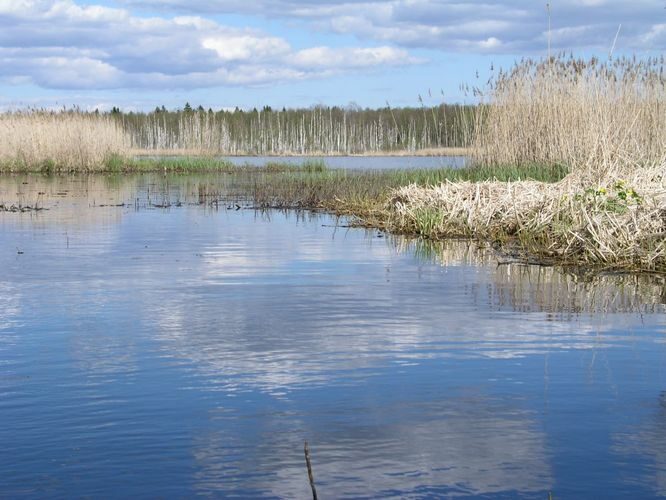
[142,231,665,396]
[2,173,666,498]
[191,395,553,498]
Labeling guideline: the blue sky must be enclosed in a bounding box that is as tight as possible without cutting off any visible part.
[0,0,664,111]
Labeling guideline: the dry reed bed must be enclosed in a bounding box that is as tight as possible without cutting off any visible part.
[0,112,130,171]
[389,55,666,272]
[389,160,666,271]
[472,55,665,168]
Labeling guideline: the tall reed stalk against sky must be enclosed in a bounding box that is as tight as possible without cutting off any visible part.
[472,55,665,177]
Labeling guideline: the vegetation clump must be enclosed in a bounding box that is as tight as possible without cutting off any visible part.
[237,163,567,214]
[388,55,666,272]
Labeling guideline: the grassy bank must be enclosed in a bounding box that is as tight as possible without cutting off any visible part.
[239,163,567,212]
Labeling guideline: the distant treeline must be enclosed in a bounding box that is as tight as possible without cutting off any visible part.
[117,104,477,154]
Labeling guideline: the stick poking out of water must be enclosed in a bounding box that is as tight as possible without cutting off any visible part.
[304,440,318,500]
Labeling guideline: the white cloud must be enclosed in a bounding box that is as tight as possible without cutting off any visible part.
[0,0,129,22]
[640,23,666,45]
[292,46,421,68]
[201,35,291,62]
[0,0,421,91]
[2,0,663,98]
[120,0,666,53]
[478,37,502,50]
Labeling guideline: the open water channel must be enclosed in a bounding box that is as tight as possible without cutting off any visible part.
[137,154,468,170]
[1,173,665,498]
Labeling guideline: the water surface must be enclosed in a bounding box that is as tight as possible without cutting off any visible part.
[137,154,468,170]
[1,174,665,498]
[223,155,468,170]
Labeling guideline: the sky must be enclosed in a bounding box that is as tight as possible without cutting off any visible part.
[0,0,664,111]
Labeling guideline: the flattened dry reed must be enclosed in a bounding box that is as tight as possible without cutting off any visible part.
[389,160,666,271]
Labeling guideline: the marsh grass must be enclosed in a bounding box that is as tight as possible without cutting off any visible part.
[120,156,236,172]
[193,163,568,220]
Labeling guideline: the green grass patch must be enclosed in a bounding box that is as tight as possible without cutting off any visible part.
[124,157,238,172]
[384,162,568,186]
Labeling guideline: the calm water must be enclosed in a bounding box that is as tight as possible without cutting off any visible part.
[1,174,666,498]
[140,155,468,170]
[223,155,468,170]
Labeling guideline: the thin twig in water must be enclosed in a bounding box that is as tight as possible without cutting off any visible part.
[304,441,318,500]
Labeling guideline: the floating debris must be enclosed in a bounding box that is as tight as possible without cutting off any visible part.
[0,204,47,213]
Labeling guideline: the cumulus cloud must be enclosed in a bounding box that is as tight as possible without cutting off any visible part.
[120,0,666,53]
[292,46,421,68]
[3,0,663,96]
[0,0,421,90]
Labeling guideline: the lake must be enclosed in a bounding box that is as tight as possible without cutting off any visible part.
[1,173,665,498]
